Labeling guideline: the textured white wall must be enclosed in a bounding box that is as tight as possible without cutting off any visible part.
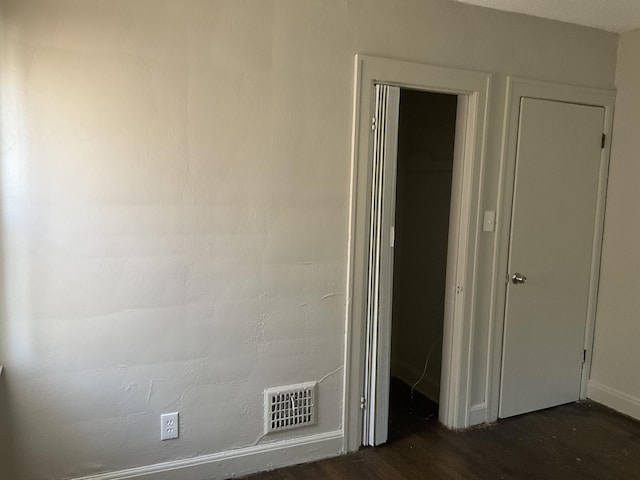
[590,29,640,419]
[0,1,617,479]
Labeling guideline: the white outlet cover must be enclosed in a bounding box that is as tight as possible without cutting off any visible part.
[161,412,179,440]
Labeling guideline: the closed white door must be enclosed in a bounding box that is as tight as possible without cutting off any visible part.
[500,98,605,419]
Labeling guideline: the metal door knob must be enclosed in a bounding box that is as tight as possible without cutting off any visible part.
[511,273,527,285]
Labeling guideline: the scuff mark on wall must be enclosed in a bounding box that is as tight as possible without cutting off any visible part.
[146,379,155,405]
[176,385,194,403]
[321,293,344,301]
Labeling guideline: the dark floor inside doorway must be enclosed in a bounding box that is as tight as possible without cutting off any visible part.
[388,376,438,441]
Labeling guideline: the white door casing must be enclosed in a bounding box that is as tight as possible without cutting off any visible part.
[499,98,605,418]
[344,55,491,452]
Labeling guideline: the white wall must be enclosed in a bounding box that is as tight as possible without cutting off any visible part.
[0,1,618,479]
[589,29,640,420]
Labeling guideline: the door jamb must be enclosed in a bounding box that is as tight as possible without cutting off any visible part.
[487,77,616,422]
[343,55,491,452]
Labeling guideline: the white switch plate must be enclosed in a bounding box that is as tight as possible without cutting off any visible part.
[161,412,179,440]
[483,211,496,232]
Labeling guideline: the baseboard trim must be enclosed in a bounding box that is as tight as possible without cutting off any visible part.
[587,380,640,421]
[72,430,344,480]
[468,403,487,426]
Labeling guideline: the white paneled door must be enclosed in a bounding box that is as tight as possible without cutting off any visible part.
[500,98,605,419]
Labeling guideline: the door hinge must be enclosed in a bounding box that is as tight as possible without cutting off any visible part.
[360,396,367,410]
[601,133,606,149]
[583,349,587,364]
[390,226,395,248]
[371,117,377,131]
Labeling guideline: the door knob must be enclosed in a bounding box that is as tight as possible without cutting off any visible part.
[511,273,527,285]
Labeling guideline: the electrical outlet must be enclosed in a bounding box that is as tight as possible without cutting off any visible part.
[161,412,179,440]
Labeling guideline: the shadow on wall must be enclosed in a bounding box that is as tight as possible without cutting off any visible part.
[0,370,22,478]
[0,76,21,472]
[0,10,24,475]
[0,111,18,480]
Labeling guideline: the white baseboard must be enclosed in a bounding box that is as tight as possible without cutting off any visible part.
[73,430,343,480]
[468,404,487,426]
[587,380,640,421]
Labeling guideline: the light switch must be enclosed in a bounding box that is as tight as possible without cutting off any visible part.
[483,211,496,232]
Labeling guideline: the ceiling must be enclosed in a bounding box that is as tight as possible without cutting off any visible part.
[454,0,640,33]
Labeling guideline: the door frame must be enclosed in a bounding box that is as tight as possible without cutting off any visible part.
[343,55,491,452]
[487,77,616,421]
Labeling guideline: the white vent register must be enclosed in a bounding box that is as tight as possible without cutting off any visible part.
[264,382,317,434]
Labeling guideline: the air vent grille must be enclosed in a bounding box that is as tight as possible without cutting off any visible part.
[264,382,317,434]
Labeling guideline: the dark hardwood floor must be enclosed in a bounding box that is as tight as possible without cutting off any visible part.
[244,379,640,479]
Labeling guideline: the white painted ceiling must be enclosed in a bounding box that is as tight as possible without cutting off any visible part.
[454,0,640,33]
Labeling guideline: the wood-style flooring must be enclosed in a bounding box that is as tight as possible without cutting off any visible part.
[244,379,640,479]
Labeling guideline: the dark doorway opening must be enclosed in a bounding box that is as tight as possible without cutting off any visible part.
[388,89,458,440]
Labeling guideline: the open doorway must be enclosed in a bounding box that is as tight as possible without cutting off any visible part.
[361,82,473,446]
[388,89,458,440]
[348,55,491,451]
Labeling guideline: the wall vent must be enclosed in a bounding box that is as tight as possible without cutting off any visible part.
[264,382,317,434]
